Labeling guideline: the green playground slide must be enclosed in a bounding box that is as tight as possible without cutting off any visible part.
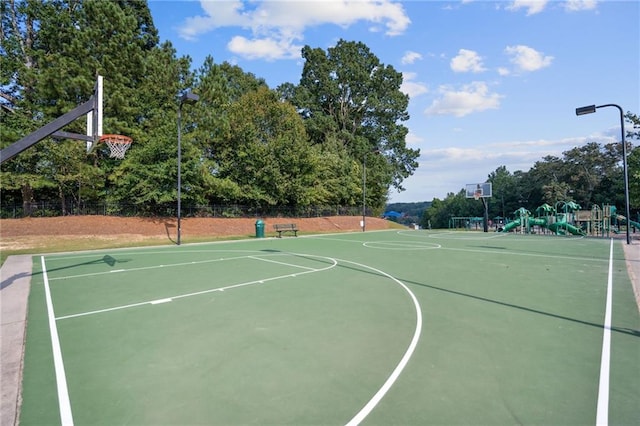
[528,218,548,227]
[548,221,585,236]
[501,217,547,232]
[501,218,520,232]
[617,215,640,230]
[501,216,585,235]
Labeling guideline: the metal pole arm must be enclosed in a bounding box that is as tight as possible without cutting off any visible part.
[1,99,95,164]
[597,104,630,244]
[596,104,623,113]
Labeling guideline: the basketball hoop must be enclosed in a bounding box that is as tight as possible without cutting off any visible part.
[474,191,482,201]
[99,134,132,159]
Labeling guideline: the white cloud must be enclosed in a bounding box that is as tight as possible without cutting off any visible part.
[401,51,423,65]
[398,146,532,201]
[179,0,411,60]
[504,45,553,72]
[424,82,503,117]
[390,135,598,202]
[401,72,428,98]
[506,0,549,15]
[180,1,250,41]
[450,49,486,73]
[564,0,598,12]
[227,36,303,61]
[504,0,597,15]
[405,130,424,146]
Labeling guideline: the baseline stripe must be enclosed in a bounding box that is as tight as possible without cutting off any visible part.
[42,256,74,425]
[596,239,614,425]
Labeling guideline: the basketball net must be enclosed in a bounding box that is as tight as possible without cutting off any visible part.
[474,191,481,201]
[99,134,132,159]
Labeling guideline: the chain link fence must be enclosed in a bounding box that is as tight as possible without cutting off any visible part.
[0,201,369,219]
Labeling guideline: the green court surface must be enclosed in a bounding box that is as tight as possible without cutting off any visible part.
[20,230,639,425]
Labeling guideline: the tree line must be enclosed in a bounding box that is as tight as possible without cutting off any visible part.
[1,0,418,217]
[1,1,637,224]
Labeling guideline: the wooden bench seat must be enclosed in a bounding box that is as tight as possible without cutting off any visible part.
[273,223,298,238]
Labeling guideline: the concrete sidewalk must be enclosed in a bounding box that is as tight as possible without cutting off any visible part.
[622,239,640,311]
[1,255,33,426]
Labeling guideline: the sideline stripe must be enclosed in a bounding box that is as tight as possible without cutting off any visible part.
[42,256,74,425]
[596,239,614,425]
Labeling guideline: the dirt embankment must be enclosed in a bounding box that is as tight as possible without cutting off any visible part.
[0,215,396,251]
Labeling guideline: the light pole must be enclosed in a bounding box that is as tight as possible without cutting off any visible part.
[576,103,630,244]
[362,154,367,232]
[177,91,199,245]
[362,149,380,232]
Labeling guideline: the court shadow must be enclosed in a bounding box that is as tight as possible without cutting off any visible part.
[400,276,640,338]
[330,261,639,338]
[1,271,31,290]
[164,222,176,244]
[32,255,132,276]
[471,245,507,250]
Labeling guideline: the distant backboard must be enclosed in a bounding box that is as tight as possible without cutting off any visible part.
[466,182,492,199]
[86,75,103,152]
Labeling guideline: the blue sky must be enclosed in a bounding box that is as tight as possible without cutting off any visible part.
[147,0,639,203]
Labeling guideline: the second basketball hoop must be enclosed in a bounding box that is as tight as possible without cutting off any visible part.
[99,134,132,159]
[466,182,492,200]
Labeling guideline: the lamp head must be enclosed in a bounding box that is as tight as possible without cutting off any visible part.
[179,92,199,105]
[575,105,596,116]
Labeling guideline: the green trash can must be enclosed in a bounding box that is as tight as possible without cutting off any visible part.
[255,219,265,238]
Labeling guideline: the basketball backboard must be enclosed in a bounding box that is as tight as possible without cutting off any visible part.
[465,182,492,199]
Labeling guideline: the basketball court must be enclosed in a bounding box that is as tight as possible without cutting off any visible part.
[5,229,638,425]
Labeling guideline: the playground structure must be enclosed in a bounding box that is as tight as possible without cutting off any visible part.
[501,201,640,237]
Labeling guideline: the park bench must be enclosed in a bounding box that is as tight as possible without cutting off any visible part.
[273,223,298,238]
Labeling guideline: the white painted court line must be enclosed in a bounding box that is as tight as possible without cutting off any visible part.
[342,258,422,426]
[41,256,74,426]
[596,239,614,426]
[248,255,320,271]
[56,300,162,321]
[441,246,610,263]
[48,255,253,281]
[56,255,338,321]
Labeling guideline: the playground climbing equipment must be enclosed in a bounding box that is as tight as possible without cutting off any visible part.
[500,201,639,238]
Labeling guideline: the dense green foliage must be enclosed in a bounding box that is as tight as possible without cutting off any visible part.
[1,1,637,223]
[1,1,415,216]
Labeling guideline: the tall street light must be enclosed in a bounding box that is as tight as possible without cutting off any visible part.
[576,103,630,244]
[362,148,380,232]
[177,91,199,245]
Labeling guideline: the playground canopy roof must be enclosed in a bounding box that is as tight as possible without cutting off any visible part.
[383,211,403,218]
[536,204,554,214]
